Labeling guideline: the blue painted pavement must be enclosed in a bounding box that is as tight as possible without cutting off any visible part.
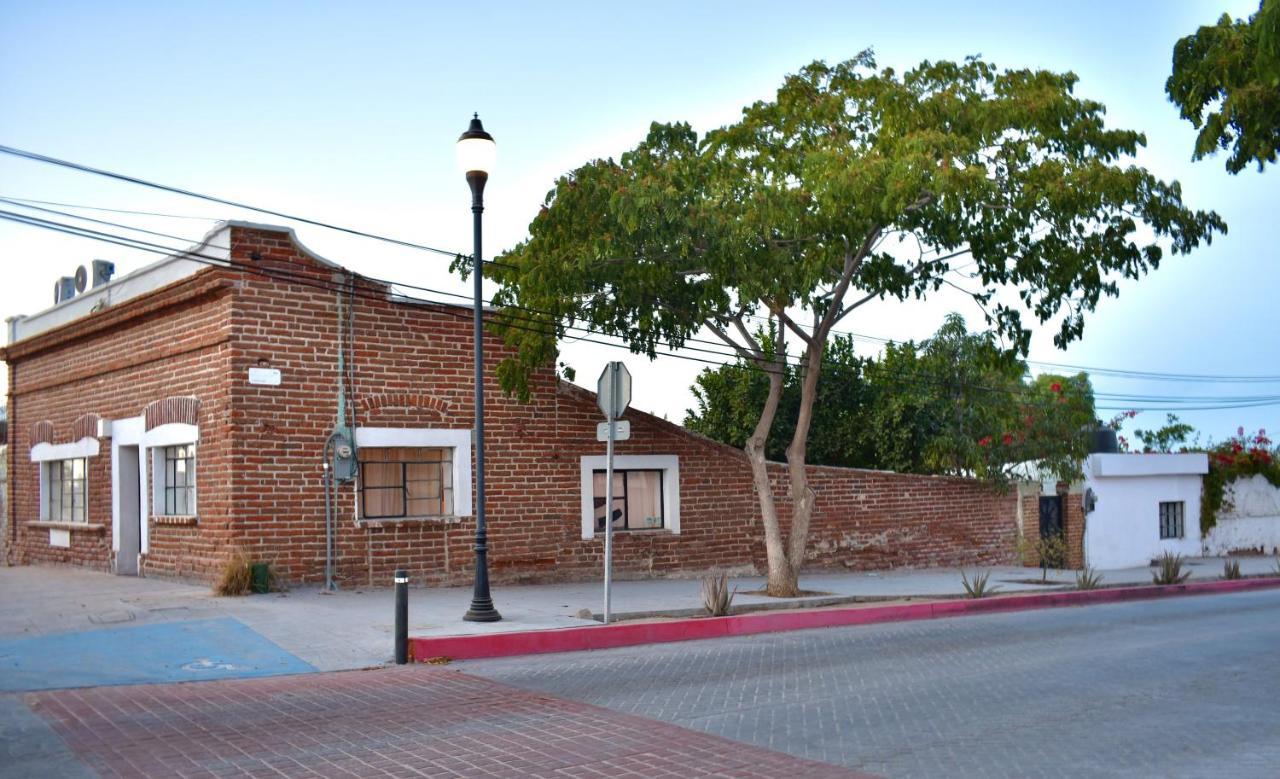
[0,617,316,692]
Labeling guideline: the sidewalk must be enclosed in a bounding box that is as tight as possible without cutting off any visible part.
[4,555,1276,674]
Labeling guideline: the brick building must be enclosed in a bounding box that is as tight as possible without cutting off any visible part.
[2,222,1019,586]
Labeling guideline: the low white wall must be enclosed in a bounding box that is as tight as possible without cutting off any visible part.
[1083,454,1207,570]
[1203,474,1280,556]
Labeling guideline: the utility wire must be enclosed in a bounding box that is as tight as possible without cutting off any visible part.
[8,207,1280,417]
[5,146,1276,386]
[0,143,513,267]
[0,195,218,221]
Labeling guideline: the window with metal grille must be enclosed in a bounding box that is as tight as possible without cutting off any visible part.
[359,447,454,519]
[162,445,196,515]
[44,458,87,522]
[592,469,664,531]
[1159,501,1185,539]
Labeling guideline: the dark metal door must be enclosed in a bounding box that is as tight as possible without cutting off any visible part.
[1038,495,1063,541]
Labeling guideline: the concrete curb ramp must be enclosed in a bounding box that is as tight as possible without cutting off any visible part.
[411,576,1280,662]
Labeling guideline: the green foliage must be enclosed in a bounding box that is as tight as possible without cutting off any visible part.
[700,571,735,616]
[1132,414,1197,453]
[1166,0,1280,173]
[1223,559,1242,580]
[1033,532,1069,583]
[686,314,1096,481]
[1152,552,1193,585]
[685,330,877,468]
[488,51,1224,592]
[1200,428,1279,534]
[960,569,1000,599]
[1075,566,1104,590]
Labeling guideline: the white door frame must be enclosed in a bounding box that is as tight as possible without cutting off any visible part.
[111,416,148,561]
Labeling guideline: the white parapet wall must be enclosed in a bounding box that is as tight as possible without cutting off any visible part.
[1203,474,1280,556]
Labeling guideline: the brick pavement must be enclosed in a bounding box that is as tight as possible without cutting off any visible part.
[26,667,871,778]
[464,588,1280,778]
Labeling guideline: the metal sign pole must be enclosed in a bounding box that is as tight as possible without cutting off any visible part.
[603,363,617,625]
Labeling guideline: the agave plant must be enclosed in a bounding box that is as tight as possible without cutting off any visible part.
[960,569,999,599]
[1075,566,1104,590]
[700,571,735,617]
[1222,559,1242,580]
[1152,552,1192,585]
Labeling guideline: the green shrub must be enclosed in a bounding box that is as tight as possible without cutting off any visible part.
[1152,552,1192,585]
[1223,559,1242,580]
[1075,567,1104,590]
[960,569,1000,599]
[700,571,735,616]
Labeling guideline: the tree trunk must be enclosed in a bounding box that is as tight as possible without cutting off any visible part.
[745,358,798,597]
[784,341,826,579]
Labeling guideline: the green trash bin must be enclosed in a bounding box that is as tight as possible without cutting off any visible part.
[250,563,270,594]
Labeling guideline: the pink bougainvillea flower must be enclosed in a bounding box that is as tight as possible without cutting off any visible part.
[1238,426,1245,436]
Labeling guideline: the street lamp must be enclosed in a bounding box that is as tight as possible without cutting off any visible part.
[457,114,501,622]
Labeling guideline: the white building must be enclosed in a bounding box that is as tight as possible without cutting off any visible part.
[1082,453,1208,570]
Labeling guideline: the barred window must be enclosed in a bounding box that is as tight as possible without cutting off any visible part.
[44,459,87,523]
[160,444,196,516]
[359,447,454,519]
[1158,501,1185,540]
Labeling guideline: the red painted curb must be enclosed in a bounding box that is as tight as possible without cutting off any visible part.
[410,575,1280,662]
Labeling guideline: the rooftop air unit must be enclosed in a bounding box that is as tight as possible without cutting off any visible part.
[54,277,76,305]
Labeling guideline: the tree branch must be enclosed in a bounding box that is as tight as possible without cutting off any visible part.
[771,307,813,346]
[707,318,764,364]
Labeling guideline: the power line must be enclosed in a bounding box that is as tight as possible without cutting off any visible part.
[7,206,1280,417]
[5,147,1275,387]
[0,195,218,221]
[0,143,511,266]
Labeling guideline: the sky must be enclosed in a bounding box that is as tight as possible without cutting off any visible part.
[0,0,1275,445]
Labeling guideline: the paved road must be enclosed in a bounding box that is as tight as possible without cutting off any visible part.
[17,668,868,778]
[463,588,1280,778]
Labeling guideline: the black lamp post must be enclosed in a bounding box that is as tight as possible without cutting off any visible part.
[457,114,501,622]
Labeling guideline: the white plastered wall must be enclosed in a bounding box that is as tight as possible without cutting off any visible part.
[1203,474,1280,555]
[1082,453,1208,569]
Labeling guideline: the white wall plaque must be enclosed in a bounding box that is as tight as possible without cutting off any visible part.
[248,368,282,386]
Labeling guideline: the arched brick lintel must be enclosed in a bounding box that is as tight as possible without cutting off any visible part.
[30,420,55,446]
[71,413,103,441]
[358,392,451,416]
[144,396,201,431]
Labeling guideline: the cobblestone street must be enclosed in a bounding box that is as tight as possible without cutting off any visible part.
[465,588,1280,778]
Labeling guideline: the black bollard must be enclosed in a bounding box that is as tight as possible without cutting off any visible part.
[394,569,409,664]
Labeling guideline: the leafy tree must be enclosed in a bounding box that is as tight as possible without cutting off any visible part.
[1132,413,1197,452]
[685,330,876,468]
[1166,0,1280,173]
[686,314,1097,482]
[489,52,1225,596]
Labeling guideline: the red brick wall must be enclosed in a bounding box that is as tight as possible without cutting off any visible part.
[4,273,238,579]
[1018,485,1084,571]
[6,224,1020,587]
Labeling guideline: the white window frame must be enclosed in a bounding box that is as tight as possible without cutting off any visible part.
[355,428,473,518]
[32,438,100,524]
[145,422,199,518]
[579,454,680,540]
[40,459,89,523]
